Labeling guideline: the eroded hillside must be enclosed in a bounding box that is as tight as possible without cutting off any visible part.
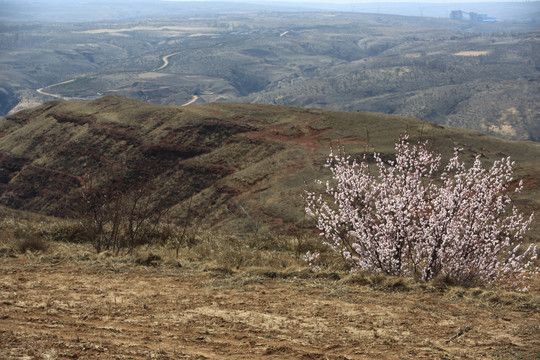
[1,96,539,240]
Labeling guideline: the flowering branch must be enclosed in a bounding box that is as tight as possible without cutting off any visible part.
[305,134,537,290]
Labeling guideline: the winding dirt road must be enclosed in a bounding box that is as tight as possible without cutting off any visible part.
[34,51,200,106]
[36,78,78,100]
[153,51,182,71]
[181,94,199,106]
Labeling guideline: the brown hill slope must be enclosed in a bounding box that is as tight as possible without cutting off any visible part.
[1,95,539,239]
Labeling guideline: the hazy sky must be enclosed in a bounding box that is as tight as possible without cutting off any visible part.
[163,0,529,2]
[22,0,536,3]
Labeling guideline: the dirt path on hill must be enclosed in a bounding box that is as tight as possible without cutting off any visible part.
[153,52,182,71]
[35,50,181,101]
[36,79,79,100]
[1,256,538,359]
[181,95,199,107]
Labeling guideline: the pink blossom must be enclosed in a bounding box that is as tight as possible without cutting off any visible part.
[305,134,537,290]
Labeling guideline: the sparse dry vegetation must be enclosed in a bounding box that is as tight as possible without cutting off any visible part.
[0,208,539,358]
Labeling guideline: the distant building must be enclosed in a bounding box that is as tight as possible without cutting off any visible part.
[469,12,481,22]
[450,10,464,21]
[478,14,497,22]
[450,10,496,22]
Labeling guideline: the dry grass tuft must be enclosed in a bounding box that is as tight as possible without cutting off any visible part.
[444,284,540,311]
[342,270,416,292]
[15,236,50,253]
[474,289,539,310]
[135,252,162,266]
[432,273,459,288]
[172,232,311,271]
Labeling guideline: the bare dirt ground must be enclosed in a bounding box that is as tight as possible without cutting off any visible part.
[1,250,539,359]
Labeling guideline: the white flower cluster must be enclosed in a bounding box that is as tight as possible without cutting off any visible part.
[305,134,537,290]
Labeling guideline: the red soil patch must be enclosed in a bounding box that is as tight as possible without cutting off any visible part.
[246,125,329,153]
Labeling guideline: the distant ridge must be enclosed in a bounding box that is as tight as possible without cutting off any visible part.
[1,1,538,22]
[1,96,539,239]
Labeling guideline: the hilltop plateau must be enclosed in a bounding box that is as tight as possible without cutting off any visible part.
[1,96,539,239]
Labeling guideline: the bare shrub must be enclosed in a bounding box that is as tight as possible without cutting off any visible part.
[76,159,169,254]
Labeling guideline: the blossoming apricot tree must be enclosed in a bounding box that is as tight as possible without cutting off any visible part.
[305,134,537,290]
